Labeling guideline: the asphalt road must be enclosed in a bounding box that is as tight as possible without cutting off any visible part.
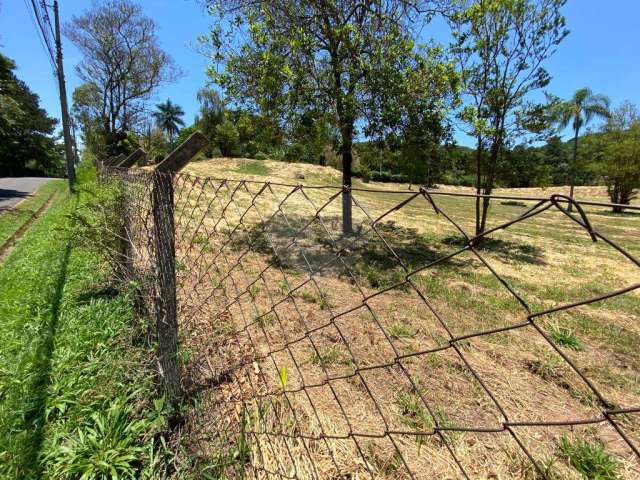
[0,177,53,212]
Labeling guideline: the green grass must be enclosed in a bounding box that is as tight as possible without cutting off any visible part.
[549,326,583,351]
[0,170,170,479]
[0,179,65,247]
[234,160,270,176]
[309,346,352,367]
[559,435,619,479]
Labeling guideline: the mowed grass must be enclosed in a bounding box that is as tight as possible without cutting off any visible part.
[0,171,170,479]
[0,179,65,248]
[177,158,640,478]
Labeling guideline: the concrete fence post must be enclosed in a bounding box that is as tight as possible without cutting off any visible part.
[151,132,208,401]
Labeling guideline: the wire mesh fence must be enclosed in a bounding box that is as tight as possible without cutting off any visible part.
[101,164,639,479]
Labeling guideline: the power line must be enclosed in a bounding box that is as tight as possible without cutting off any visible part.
[23,0,76,189]
[23,0,57,74]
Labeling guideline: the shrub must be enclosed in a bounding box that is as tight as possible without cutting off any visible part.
[371,171,409,183]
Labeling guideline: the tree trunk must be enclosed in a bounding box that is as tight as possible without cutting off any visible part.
[476,138,500,239]
[341,127,353,236]
[474,138,483,237]
[568,128,579,212]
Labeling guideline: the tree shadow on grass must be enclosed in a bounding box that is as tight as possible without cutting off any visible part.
[592,210,640,218]
[21,241,72,477]
[225,215,473,290]
[75,285,120,304]
[442,235,546,266]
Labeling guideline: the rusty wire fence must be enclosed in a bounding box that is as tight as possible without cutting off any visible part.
[101,164,640,479]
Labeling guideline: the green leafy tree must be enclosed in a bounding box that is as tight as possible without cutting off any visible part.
[153,99,185,146]
[0,53,62,175]
[215,118,241,157]
[588,102,640,212]
[195,88,225,156]
[450,0,569,236]
[203,0,449,235]
[365,45,459,187]
[553,87,610,204]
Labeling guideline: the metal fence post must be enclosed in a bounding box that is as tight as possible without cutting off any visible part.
[151,132,208,401]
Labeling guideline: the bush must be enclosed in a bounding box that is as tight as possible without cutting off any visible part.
[254,152,269,160]
[371,171,409,183]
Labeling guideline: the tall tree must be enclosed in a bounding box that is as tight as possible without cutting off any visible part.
[196,87,225,155]
[0,53,62,175]
[203,0,450,235]
[450,0,569,236]
[153,99,185,146]
[66,0,178,156]
[554,87,610,205]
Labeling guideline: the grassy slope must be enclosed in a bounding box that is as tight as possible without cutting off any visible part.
[0,179,66,247]
[0,172,168,479]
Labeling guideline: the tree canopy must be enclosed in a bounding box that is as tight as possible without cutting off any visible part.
[66,0,179,157]
[203,0,458,233]
[0,53,63,176]
[450,0,569,234]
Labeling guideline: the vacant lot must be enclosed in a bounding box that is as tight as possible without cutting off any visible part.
[170,158,639,479]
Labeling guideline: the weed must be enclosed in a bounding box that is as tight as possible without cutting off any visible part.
[277,280,290,295]
[309,346,352,367]
[549,325,583,351]
[559,435,619,480]
[295,288,317,303]
[256,311,277,328]
[366,442,403,475]
[388,322,416,339]
[318,292,333,310]
[397,392,433,432]
[193,233,209,246]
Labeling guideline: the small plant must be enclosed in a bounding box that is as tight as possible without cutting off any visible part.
[277,280,289,296]
[256,311,277,328]
[366,442,402,475]
[559,435,619,480]
[193,233,209,246]
[295,288,317,303]
[397,392,433,433]
[309,346,351,367]
[279,366,288,389]
[318,293,333,311]
[44,399,147,479]
[528,356,564,382]
[388,322,416,339]
[248,283,260,299]
[550,325,583,351]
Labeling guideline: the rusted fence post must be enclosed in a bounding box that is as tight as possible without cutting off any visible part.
[151,132,208,401]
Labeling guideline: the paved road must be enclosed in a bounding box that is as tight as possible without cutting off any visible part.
[0,177,53,212]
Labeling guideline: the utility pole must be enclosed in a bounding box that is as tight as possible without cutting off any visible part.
[52,0,76,190]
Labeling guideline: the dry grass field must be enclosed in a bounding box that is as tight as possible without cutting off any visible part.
[170,158,639,479]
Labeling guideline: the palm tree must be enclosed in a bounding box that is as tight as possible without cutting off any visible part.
[153,99,185,146]
[556,88,610,206]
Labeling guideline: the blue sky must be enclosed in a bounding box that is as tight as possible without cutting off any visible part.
[1,0,639,147]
